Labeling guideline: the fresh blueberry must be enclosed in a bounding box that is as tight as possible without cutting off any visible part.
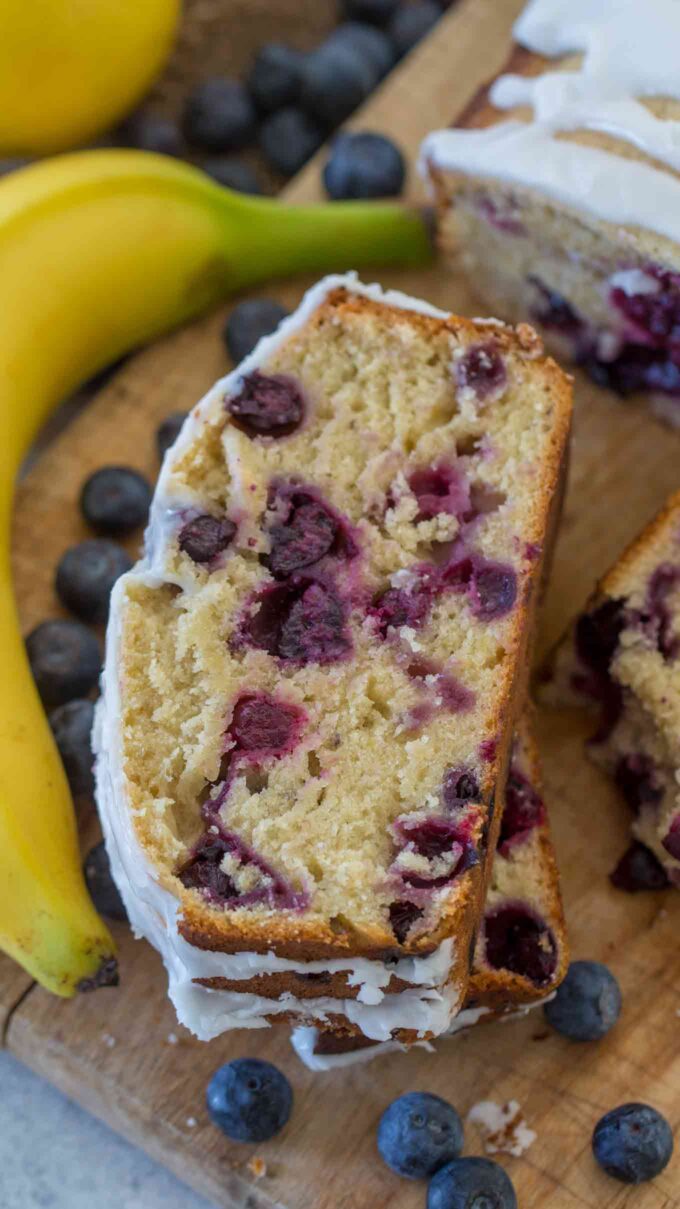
[593,1103,674,1183]
[544,960,622,1041]
[300,45,374,129]
[117,110,183,157]
[48,699,96,798]
[200,157,263,194]
[26,620,102,709]
[206,1058,293,1142]
[340,0,400,27]
[427,1157,518,1209]
[183,78,256,152]
[323,131,405,199]
[223,299,289,364]
[83,842,127,922]
[389,1,441,58]
[246,43,304,113]
[328,22,395,78]
[258,107,325,177]
[80,466,152,536]
[156,411,188,461]
[377,1091,463,1179]
[56,540,132,624]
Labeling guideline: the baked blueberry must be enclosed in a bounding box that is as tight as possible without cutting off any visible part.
[427,1157,518,1209]
[227,370,305,437]
[544,960,622,1041]
[83,842,127,922]
[183,78,256,152]
[206,1058,293,1142]
[340,0,399,26]
[200,157,262,194]
[389,899,424,943]
[178,514,236,564]
[117,110,183,157]
[223,299,289,364]
[323,131,405,199]
[56,540,132,624]
[48,699,96,798]
[389,1,441,58]
[592,1103,673,1183]
[258,107,325,177]
[300,45,374,129]
[156,411,188,461]
[26,620,102,708]
[328,22,395,78]
[610,841,670,892]
[80,466,152,536]
[484,904,558,985]
[377,1091,464,1179]
[246,43,304,113]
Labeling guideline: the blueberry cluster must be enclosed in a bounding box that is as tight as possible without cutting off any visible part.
[116,1,447,197]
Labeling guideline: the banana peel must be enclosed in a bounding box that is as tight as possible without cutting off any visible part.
[0,149,432,995]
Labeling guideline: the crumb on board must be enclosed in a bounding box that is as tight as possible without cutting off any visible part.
[467,1099,536,1157]
[167,1032,179,1045]
[186,1116,198,1128]
[247,1156,267,1180]
[101,1033,116,1049]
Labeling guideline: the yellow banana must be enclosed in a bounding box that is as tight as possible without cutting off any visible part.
[0,0,180,155]
[0,148,431,994]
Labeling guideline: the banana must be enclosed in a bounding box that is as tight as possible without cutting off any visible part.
[0,148,432,994]
[0,0,180,155]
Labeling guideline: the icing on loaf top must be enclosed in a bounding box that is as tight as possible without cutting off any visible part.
[422,0,680,243]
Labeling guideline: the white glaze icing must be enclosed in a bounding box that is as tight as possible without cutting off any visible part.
[290,1005,490,1071]
[95,273,471,1043]
[422,0,680,244]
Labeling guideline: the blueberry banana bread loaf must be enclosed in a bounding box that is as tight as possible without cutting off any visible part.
[540,492,680,891]
[96,273,571,1042]
[422,0,680,427]
[292,709,569,1068]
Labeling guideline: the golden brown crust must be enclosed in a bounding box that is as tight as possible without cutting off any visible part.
[159,291,573,993]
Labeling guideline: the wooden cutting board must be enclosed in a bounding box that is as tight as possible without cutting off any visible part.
[4,1,680,1206]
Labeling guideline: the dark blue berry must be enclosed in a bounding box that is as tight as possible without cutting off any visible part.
[389,1,441,58]
[246,43,304,113]
[206,1058,293,1142]
[178,514,236,564]
[49,699,96,798]
[183,78,256,152]
[427,1157,518,1209]
[340,0,400,27]
[80,466,152,536]
[224,299,289,365]
[117,110,183,157]
[544,960,622,1041]
[377,1092,463,1179]
[201,157,262,194]
[258,107,325,177]
[593,1103,674,1183]
[328,22,395,78]
[56,540,132,624]
[324,131,405,200]
[610,841,670,892]
[156,411,188,461]
[300,45,374,129]
[26,620,102,708]
[83,842,127,922]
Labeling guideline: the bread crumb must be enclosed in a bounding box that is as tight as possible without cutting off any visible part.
[467,1099,536,1157]
[247,1156,267,1180]
[101,1033,116,1048]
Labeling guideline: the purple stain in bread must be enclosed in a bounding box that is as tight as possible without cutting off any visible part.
[497,763,546,856]
[369,572,437,637]
[178,827,308,910]
[228,692,306,758]
[474,191,526,236]
[442,766,480,811]
[661,814,680,861]
[407,460,471,522]
[479,737,497,762]
[226,370,305,437]
[635,563,680,661]
[455,341,507,402]
[469,560,517,620]
[483,903,558,985]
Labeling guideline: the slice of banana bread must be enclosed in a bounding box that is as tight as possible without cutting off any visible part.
[291,709,568,1068]
[96,273,571,1042]
[541,492,680,890]
[422,0,680,427]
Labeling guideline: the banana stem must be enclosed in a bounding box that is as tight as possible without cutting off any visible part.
[209,191,434,291]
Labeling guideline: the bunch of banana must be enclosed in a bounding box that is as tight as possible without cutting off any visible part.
[0,0,180,155]
[0,149,432,995]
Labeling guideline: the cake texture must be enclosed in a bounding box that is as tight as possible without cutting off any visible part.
[541,492,680,891]
[95,272,571,1042]
[291,709,569,1069]
[422,0,680,427]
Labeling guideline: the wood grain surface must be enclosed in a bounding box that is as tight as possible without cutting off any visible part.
[3,1,680,1206]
